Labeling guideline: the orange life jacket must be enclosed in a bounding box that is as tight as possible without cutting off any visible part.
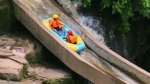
[50,19,60,28]
[68,35,77,44]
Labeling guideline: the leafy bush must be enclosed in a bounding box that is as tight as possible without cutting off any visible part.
[76,0,150,36]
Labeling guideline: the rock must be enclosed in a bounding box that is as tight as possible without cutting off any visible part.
[0,58,23,80]
[0,51,14,58]
[0,35,40,61]
[20,79,42,84]
[5,39,16,46]
[44,78,74,84]
[26,42,35,53]
[56,0,80,21]
[0,79,42,84]
[26,43,42,64]
[6,46,30,58]
[9,56,28,65]
[11,49,27,58]
[72,0,82,10]
[0,37,16,46]
[28,67,71,81]
[0,41,7,46]
[0,48,12,53]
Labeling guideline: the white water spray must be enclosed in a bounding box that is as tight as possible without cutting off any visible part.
[78,15,105,45]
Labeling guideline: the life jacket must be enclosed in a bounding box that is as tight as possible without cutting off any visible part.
[50,19,60,28]
[68,35,77,44]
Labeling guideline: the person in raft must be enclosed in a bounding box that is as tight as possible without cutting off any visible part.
[49,14,65,35]
[66,30,77,44]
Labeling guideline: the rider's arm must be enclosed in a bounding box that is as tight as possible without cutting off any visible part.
[49,20,56,31]
[66,36,71,43]
[58,20,63,25]
[49,20,54,29]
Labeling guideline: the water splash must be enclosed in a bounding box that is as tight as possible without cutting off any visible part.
[78,14,105,45]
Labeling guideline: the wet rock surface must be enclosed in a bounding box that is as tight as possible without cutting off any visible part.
[0,58,23,80]
[56,0,80,21]
[28,67,71,81]
[0,34,72,83]
[0,35,35,80]
[9,56,28,65]
[0,79,42,84]
[0,52,14,58]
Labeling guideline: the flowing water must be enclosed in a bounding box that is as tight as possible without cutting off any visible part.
[18,0,140,83]
[56,0,106,45]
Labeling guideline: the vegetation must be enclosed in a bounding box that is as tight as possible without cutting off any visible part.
[0,3,2,9]
[43,78,74,84]
[22,64,29,79]
[76,0,150,37]
[26,48,42,64]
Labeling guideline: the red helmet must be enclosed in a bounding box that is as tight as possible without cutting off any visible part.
[68,30,73,35]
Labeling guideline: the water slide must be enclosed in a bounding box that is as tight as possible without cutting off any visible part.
[11,0,150,84]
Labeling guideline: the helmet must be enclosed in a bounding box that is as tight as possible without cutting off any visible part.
[68,30,73,35]
[53,14,58,18]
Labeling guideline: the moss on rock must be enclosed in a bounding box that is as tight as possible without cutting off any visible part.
[21,64,29,80]
[26,43,42,64]
[43,78,74,84]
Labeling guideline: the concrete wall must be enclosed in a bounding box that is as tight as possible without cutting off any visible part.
[11,0,126,84]
[49,1,150,84]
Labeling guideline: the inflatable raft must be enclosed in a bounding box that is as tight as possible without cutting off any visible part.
[42,18,86,52]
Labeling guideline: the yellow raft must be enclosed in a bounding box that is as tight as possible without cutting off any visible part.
[42,18,86,52]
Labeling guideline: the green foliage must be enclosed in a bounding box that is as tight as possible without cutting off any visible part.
[140,0,150,18]
[102,0,133,36]
[101,0,111,9]
[26,51,42,64]
[0,4,2,9]
[76,0,92,7]
[22,64,29,79]
[32,75,39,80]
[77,0,150,36]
